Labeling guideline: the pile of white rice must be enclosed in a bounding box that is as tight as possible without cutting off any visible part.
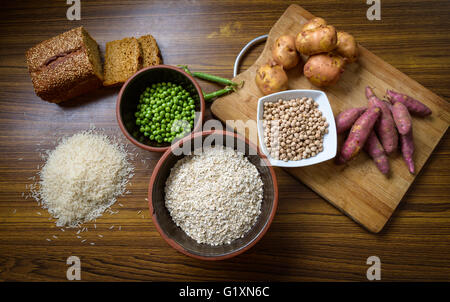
[32,130,134,228]
[164,146,264,246]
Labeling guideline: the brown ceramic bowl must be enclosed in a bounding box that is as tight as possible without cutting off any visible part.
[148,130,278,260]
[116,65,205,152]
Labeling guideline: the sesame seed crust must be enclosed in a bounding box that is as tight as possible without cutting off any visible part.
[26,27,103,103]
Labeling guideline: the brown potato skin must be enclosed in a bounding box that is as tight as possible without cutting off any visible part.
[255,61,288,95]
[301,17,327,32]
[295,25,337,56]
[336,32,359,63]
[272,35,300,70]
[303,53,345,87]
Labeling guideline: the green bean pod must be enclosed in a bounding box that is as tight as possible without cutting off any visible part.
[178,65,239,87]
[203,86,235,102]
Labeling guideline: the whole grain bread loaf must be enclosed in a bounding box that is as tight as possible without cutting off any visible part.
[26,27,103,103]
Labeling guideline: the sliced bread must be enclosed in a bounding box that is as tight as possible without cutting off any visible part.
[138,35,162,67]
[103,37,141,86]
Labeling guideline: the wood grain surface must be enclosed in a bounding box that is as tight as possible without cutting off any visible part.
[211,4,449,233]
[0,0,449,281]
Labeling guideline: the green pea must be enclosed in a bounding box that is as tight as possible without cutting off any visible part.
[134,83,194,143]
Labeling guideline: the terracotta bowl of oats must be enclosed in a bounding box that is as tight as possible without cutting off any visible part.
[148,130,278,260]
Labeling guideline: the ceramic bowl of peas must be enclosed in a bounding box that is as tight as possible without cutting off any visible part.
[117,65,205,152]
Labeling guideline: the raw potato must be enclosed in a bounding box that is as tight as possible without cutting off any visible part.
[400,130,415,174]
[336,107,366,134]
[304,53,345,87]
[272,35,300,70]
[390,102,412,135]
[364,131,390,175]
[301,17,327,32]
[366,87,398,154]
[336,106,381,164]
[255,61,288,95]
[336,31,359,63]
[386,89,432,117]
[295,25,337,56]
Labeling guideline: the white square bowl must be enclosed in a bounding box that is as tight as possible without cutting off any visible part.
[257,89,337,168]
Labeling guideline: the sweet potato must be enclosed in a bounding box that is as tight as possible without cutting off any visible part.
[335,107,366,134]
[400,130,415,174]
[255,61,288,95]
[336,31,359,63]
[336,106,381,163]
[364,131,390,175]
[295,25,337,56]
[272,35,300,70]
[386,89,432,117]
[390,101,412,135]
[366,87,398,154]
[304,53,345,87]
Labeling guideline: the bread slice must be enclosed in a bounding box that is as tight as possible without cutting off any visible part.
[103,37,141,86]
[26,26,103,103]
[138,35,162,67]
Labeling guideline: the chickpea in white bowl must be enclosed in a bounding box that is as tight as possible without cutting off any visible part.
[257,89,337,168]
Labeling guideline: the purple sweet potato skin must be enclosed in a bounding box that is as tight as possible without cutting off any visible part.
[366,87,398,154]
[391,102,412,135]
[400,130,415,174]
[337,106,381,163]
[364,131,390,175]
[336,107,366,134]
[386,89,432,117]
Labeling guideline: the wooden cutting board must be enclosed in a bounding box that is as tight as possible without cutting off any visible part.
[211,4,450,233]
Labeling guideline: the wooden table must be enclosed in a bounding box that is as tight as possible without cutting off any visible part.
[0,0,449,281]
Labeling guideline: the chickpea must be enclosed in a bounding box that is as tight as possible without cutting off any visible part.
[262,97,328,161]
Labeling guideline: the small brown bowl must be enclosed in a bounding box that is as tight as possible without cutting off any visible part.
[148,130,278,260]
[116,65,205,152]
